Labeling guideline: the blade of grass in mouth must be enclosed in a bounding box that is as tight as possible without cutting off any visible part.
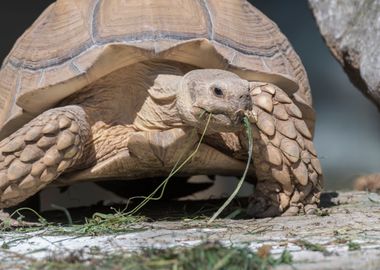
[207,116,253,224]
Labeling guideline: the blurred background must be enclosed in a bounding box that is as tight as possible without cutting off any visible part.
[0,1,379,209]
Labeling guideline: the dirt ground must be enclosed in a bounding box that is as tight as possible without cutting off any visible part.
[0,191,380,269]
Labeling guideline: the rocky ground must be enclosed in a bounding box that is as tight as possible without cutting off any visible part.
[0,191,380,269]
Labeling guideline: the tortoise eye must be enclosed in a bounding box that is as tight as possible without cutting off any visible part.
[213,87,224,97]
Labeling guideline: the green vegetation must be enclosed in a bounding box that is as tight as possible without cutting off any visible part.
[28,242,292,270]
[296,240,328,253]
[208,116,253,224]
[348,241,361,251]
[0,207,147,236]
[63,211,147,236]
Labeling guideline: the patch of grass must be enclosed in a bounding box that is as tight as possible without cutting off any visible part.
[64,211,147,236]
[28,242,293,270]
[348,241,361,251]
[279,249,293,264]
[1,197,251,237]
[1,207,147,236]
[296,240,327,253]
[0,207,50,229]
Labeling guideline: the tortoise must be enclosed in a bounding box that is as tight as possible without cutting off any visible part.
[0,0,322,218]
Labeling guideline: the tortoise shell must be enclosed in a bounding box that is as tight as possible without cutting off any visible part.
[0,0,312,139]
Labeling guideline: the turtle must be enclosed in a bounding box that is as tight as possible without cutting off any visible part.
[0,0,323,218]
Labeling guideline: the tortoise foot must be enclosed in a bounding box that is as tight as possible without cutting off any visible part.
[247,183,321,218]
[247,181,282,218]
[0,105,90,208]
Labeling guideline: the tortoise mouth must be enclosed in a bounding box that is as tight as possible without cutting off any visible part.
[194,106,244,132]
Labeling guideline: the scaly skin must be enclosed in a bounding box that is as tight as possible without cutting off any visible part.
[0,105,91,208]
[243,83,323,217]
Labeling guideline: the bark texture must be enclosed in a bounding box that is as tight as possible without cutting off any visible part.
[309,0,380,108]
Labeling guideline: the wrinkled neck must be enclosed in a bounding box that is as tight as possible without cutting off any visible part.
[133,74,185,131]
[133,97,184,131]
[176,80,198,128]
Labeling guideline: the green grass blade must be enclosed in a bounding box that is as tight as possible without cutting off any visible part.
[208,116,253,224]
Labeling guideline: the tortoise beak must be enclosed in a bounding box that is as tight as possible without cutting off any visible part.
[233,93,252,124]
[233,109,246,125]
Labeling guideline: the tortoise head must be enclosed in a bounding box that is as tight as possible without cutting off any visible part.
[176,69,252,133]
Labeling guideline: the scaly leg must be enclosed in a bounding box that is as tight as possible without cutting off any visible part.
[0,105,91,208]
[244,83,323,217]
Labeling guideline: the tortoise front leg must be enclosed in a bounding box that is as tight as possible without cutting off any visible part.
[245,84,323,217]
[0,105,91,208]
